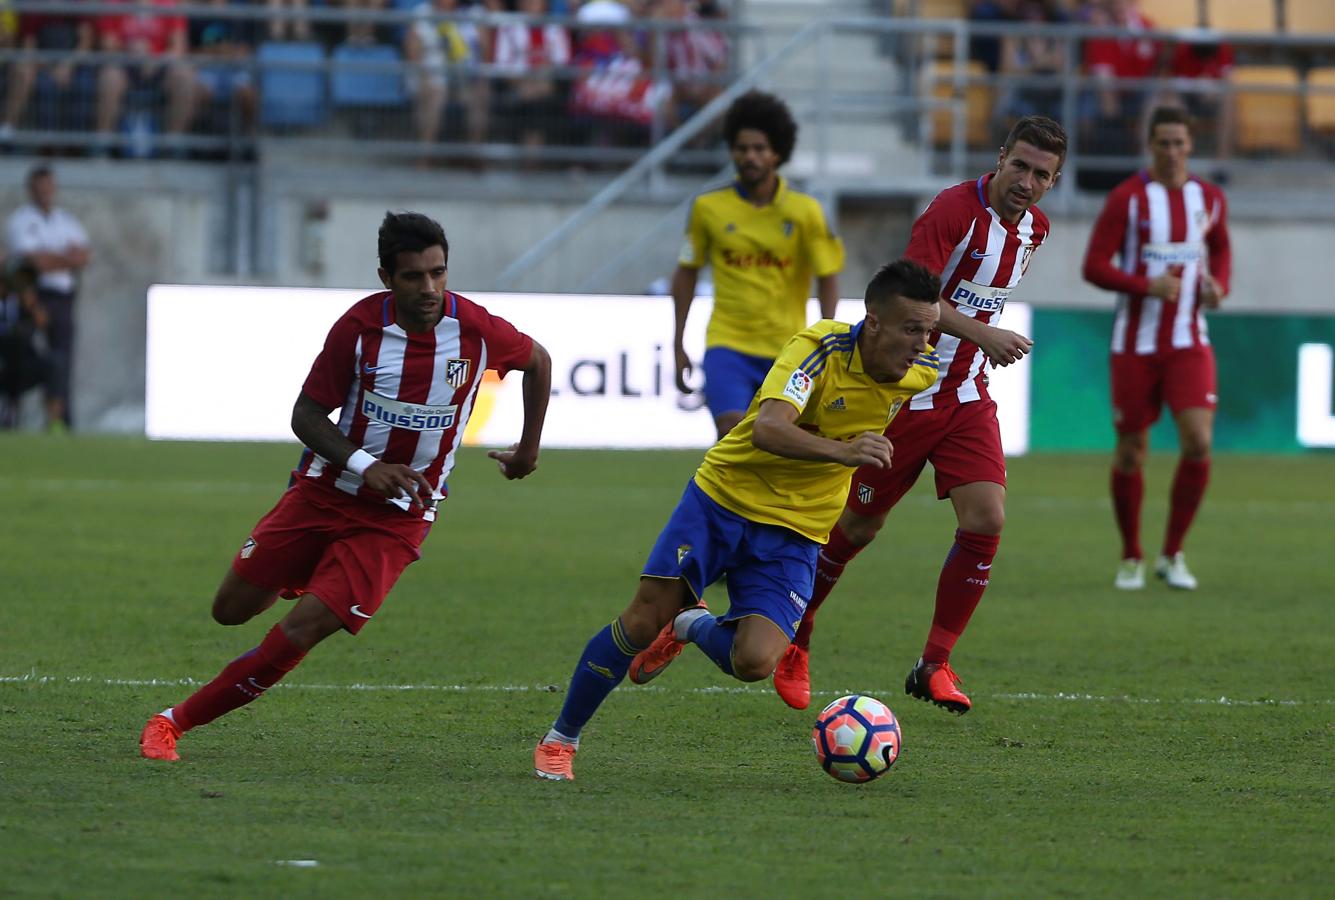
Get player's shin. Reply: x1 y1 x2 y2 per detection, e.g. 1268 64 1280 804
1111 468 1145 561
551 618 644 741
171 624 308 731
1163 458 1210 557
684 614 736 676
922 529 1000 665
793 525 864 650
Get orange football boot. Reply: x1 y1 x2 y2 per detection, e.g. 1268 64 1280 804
533 740 577 781
628 602 708 685
904 658 971 714
139 714 182 761
773 643 811 710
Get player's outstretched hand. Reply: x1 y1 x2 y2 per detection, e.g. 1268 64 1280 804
488 443 539 480
363 461 434 508
978 326 1033 367
843 432 893 469
674 346 694 394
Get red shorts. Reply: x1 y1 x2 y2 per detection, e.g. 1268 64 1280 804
1110 345 1217 434
847 400 1007 517
232 478 431 634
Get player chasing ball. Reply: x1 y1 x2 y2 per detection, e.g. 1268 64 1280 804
534 259 941 782
139 211 551 761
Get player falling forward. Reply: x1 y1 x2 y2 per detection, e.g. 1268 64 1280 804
1082 105 1231 591
773 116 1067 714
534 260 941 781
139 212 551 761
672 89 845 440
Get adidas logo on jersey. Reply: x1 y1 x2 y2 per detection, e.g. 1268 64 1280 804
825 396 847 411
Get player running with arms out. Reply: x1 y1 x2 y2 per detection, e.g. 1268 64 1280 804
139 212 552 761
1082 105 1231 592
773 115 1067 715
533 260 940 782
673 89 845 440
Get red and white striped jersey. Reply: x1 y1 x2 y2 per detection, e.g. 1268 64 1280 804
904 173 1050 410
296 290 533 521
1083 171 1231 356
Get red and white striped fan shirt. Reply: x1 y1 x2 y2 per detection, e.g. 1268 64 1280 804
296 291 533 521
1083 171 1231 356
904 174 1050 410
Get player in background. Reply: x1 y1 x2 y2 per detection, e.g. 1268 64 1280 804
138 212 552 761
1082 105 1231 591
672 89 845 440
534 260 941 781
773 116 1067 714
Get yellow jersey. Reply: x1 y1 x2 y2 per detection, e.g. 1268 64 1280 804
693 320 939 543
678 177 845 358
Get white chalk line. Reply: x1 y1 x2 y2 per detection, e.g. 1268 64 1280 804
0 671 1329 708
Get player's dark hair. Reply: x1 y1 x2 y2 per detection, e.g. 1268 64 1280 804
722 90 798 165
864 259 940 311
378 211 448 273
1003 115 1067 166
1147 105 1194 139
26 163 52 186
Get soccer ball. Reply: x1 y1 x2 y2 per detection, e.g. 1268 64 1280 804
811 694 902 783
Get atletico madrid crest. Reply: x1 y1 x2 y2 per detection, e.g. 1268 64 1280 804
445 358 471 388
857 483 874 506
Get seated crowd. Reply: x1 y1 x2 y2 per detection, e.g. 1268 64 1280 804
0 0 733 162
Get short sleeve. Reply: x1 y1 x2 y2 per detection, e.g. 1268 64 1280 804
905 196 966 277
301 312 361 410
475 306 534 377
64 212 89 248
677 197 709 269
804 202 845 278
756 329 825 413
4 213 29 255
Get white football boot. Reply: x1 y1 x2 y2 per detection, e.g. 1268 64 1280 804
1154 552 1198 590
1114 558 1145 590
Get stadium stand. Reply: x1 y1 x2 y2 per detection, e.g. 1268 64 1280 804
1286 0 1335 36
1231 64 1302 154
258 41 329 129
1203 0 1276 33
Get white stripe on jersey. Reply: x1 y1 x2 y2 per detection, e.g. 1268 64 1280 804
1135 184 1171 355
1111 194 1139 354
910 221 975 409
1173 181 1206 349
407 319 463 474
1004 212 1035 288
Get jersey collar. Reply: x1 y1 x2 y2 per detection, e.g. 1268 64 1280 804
848 319 866 374
731 174 786 207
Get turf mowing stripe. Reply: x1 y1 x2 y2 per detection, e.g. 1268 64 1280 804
1 672 1329 707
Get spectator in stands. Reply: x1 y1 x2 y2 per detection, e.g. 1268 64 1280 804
968 0 1020 73
327 0 392 46
651 0 729 129
4 164 90 431
94 0 196 156
0 6 95 143
1080 0 1158 154
996 0 1066 124
405 0 488 163
191 0 259 139
265 0 313 42
1161 38 1233 162
494 0 573 159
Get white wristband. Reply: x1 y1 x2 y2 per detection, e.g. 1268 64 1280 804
346 449 377 477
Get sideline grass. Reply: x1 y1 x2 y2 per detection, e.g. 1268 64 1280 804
1 436 1331 897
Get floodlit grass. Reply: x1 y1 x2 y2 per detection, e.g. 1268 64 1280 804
2 436 1331 897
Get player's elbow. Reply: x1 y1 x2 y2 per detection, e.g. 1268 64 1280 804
751 418 781 456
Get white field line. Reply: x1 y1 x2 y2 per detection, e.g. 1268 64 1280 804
0 671 1329 708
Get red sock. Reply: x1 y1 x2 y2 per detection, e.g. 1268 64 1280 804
173 624 307 731
793 525 865 650
1111 468 1144 561
1162 457 1210 557
922 529 1001 665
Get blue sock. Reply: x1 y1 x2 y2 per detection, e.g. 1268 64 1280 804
686 615 736 676
552 618 644 739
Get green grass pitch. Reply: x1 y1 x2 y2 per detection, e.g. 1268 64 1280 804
1 436 1331 897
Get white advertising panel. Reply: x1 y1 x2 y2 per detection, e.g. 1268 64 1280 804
146 285 1031 453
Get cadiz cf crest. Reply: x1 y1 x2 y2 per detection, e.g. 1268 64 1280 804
445 358 471 388
857 483 874 506
677 544 692 564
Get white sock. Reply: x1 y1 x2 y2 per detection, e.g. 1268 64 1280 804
544 728 578 748
159 708 178 726
673 607 710 642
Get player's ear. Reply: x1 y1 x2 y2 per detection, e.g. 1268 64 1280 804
377 267 392 290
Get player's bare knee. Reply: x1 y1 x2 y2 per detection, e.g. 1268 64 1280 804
840 510 884 547
211 592 256 626
731 651 776 683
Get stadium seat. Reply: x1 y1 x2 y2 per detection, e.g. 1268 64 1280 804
330 44 407 107
258 42 328 128
1304 67 1335 134
1286 0 1335 35
925 60 995 149
1145 0 1202 30
1204 0 1276 32
1231 65 1302 153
